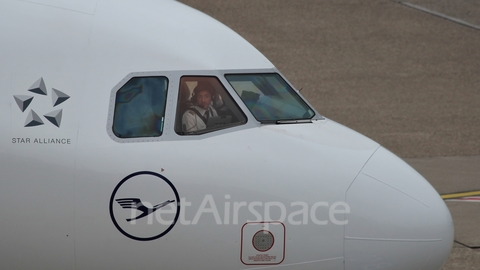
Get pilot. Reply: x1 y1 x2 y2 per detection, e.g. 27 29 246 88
182 83 218 132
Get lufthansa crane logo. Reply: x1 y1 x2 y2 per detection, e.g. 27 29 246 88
115 198 175 222
109 171 180 241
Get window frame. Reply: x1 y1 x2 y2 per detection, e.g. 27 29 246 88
225 73 317 123
107 72 171 143
107 69 322 143
174 75 248 136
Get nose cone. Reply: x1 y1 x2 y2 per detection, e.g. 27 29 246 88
345 147 454 270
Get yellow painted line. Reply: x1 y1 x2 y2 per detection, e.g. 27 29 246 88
441 190 480 200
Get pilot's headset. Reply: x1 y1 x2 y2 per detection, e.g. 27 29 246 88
191 82 216 105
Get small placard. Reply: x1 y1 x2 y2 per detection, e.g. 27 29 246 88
241 222 285 265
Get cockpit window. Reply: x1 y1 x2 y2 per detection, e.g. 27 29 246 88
225 73 315 123
175 76 247 135
113 77 168 138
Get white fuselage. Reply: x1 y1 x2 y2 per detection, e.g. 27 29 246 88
0 0 453 269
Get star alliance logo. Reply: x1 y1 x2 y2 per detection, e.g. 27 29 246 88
13 77 70 128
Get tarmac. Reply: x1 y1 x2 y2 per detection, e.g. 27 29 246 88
179 0 480 269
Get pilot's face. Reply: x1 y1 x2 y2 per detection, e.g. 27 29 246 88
195 90 212 110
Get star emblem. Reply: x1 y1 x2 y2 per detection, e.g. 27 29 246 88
13 78 70 128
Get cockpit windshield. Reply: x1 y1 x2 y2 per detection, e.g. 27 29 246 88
225 73 315 123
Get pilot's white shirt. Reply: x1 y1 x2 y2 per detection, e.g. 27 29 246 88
182 105 218 132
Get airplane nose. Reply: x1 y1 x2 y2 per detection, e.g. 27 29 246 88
345 147 454 270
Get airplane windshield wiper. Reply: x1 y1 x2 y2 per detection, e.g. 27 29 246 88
276 119 312 124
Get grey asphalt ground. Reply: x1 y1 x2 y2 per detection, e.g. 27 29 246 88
179 0 480 269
